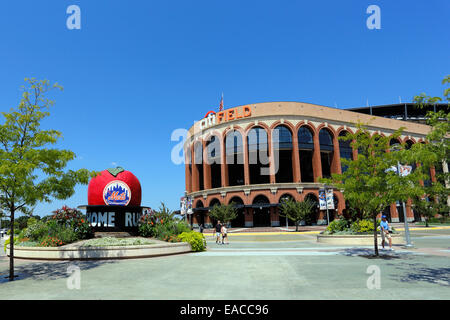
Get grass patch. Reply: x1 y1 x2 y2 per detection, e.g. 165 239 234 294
81 237 154 247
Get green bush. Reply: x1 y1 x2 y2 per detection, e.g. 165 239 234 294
51 206 92 240
326 219 350 234
24 220 49 241
46 219 78 244
138 209 191 241
4 236 18 252
177 231 206 252
350 219 378 233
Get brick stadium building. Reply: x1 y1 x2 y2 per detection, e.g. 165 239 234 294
184 101 444 228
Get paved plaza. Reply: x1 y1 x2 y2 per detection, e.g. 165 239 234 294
0 226 449 300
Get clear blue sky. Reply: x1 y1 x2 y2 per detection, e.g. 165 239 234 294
0 0 449 217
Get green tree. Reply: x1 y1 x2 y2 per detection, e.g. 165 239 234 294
0 78 95 281
321 123 424 256
279 197 314 231
412 75 450 220
209 203 238 224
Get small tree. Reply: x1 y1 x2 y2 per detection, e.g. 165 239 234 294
321 123 423 256
413 75 450 220
209 203 238 225
279 198 314 231
0 78 95 280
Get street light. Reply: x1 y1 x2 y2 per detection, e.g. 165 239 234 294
390 144 413 248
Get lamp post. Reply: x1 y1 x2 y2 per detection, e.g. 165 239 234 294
396 161 413 248
390 143 413 248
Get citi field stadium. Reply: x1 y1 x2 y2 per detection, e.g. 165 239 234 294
184 101 449 228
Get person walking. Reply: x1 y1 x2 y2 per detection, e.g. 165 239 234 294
380 215 393 251
215 220 222 244
221 224 229 245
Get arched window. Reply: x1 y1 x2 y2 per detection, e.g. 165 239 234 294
298 126 314 182
339 131 353 173
229 196 245 228
272 125 293 183
304 193 319 225
206 135 221 189
252 195 271 227
186 145 192 190
194 142 204 190
247 127 270 184
225 130 244 186
319 128 334 178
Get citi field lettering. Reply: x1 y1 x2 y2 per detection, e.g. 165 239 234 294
200 106 252 130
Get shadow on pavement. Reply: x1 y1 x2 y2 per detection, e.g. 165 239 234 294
0 260 116 283
391 263 450 287
338 248 407 260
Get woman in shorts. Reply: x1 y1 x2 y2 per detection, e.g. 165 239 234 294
221 224 229 245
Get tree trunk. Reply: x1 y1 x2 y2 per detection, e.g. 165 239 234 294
296 221 298 232
373 216 378 256
9 207 14 281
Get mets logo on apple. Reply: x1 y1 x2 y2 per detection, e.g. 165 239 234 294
103 180 131 206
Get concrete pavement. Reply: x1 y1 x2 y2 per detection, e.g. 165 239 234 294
0 227 449 299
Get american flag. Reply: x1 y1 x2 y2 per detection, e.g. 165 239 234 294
219 93 224 111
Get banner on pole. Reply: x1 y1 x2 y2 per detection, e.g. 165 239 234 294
319 189 327 210
326 189 334 210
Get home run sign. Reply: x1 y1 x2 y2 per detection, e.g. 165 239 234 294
81 167 150 233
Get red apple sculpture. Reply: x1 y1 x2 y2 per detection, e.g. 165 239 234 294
88 167 142 206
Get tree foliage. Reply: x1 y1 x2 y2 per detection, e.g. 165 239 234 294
0 78 96 280
321 124 425 256
412 75 450 222
279 197 315 231
209 202 238 224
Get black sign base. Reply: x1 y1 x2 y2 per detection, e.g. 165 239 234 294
84 205 145 233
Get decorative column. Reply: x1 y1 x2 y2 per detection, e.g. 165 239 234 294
313 131 322 182
292 131 301 182
221 137 229 187
203 141 212 190
268 130 276 184
191 144 199 192
390 203 399 222
185 146 192 193
245 208 254 227
270 206 280 227
332 134 341 175
243 132 250 185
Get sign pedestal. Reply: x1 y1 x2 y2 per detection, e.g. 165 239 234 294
78 205 151 235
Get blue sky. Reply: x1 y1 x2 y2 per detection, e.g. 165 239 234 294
0 0 449 217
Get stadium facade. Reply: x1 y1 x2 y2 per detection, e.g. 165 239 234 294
184 102 445 228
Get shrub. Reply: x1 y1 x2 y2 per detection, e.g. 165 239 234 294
40 235 65 247
24 221 49 241
326 219 350 234
138 208 191 241
350 219 378 233
177 231 206 252
4 237 18 252
51 206 92 240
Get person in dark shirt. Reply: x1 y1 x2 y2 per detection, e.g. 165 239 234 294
215 221 222 244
